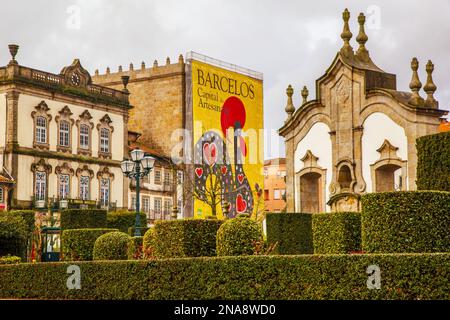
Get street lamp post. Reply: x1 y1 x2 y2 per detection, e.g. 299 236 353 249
121 149 155 237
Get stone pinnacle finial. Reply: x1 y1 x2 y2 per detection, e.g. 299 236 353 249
285 85 295 118
141 61 145 70
408 57 425 106
423 60 438 108
166 57 171 65
106 66 110 74
121 75 130 94
340 9 354 57
178 54 184 64
153 60 158 67
94 69 99 76
8 44 19 66
301 86 309 104
129 63 134 71
118 65 123 72
356 13 369 61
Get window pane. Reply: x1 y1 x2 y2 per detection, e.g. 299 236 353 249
100 128 109 153
59 174 70 199
36 117 47 144
80 176 89 200
35 172 46 200
80 125 89 149
100 178 110 206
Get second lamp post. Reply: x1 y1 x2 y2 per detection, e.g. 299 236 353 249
120 149 155 237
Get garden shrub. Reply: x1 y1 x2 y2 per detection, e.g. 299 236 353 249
128 226 150 237
106 210 146 233
0 214 27 258
266 213 313 254
416 131 450 191
60 209 107 230
312 212 361 254
127 236 144 260
0 255 21 265
216 216 263 256
361 191 450 253
0 253 448 299
7 210 35 234
61 228 117 261
93 231 131 261
151 219 223 258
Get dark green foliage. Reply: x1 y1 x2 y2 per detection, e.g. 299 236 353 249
7 210 35 234
0 214 27 258
142 227 155 251
61 228 118 261
0 255 21 265
312 212 361 254
216 217 263 256
93 231 131 261
106 210 146 233
416 131 450 191
127 226 149 236
266 213 313 254
151 219 223 258
60 209 107 230
361 191 450 253
127 236 144 260
0 253 448 299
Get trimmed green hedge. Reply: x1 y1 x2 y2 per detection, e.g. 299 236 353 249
216 216 263 256
361 191 450 253
0 253 448 299
128 236 144 260
0 255 21 265
416 131 450 191
128 226 150 237
7 210 35 234
93 232 131 261
107 210 146 233
60 209 107 230
312 212 361 254
61 228 118 261
0 214 27 258
151 219 223 258
266 213 313 254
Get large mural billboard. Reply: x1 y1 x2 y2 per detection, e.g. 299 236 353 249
190 58 264 219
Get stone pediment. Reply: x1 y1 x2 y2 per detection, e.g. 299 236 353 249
60 59 92 87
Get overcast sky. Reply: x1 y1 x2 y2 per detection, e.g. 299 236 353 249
2 0 449 159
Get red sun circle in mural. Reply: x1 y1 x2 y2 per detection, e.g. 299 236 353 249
221 96 247 156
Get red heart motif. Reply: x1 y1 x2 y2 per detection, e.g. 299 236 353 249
236 194 247 213
237 174 244 184
221 166 227 175
203 142 217 166
195 167 203 178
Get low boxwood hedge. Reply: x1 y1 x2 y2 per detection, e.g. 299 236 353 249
60 209 107 230
0 253 448 299
0 255 21 265
6 210 35 234
361 191 450 253
266 213 313 254
0 214 28 258
151 219 223 258
93 231 131 261
128 236 144 260
61 228 118 261
216 216 263 256
416 131 450 191
107 210 146 233
312 212 361 254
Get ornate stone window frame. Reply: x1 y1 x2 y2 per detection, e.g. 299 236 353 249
56 106 75 153
331 158 357 194
55 162 75 199
31 101 52 150
76 164 94 200
97 114 114 159
370 139 408 192
295 150 327 213
76 110 94 156
31 158 52 201
97 166 115 206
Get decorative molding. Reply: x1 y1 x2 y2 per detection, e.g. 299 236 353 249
76 164 94 178
31 101 52 150
76 110 94 156
97 166 115 180
31 158 52 174
55 162 75 176
55 105 75 153
97 114 114 159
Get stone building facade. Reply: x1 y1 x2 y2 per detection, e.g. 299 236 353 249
92 56 185 158
279 10 448 213
0 45 131 209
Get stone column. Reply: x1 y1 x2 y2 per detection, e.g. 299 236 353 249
284 136 295 212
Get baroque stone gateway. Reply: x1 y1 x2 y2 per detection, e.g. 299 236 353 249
279 9 448 213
